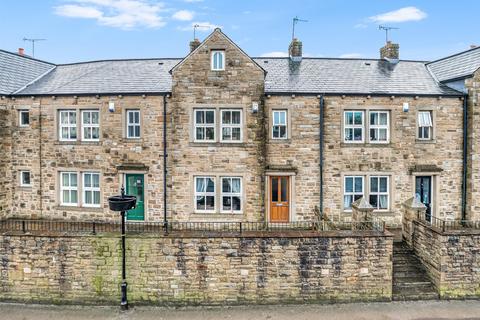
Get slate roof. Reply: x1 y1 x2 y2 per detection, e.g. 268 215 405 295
17 58 180 95
254 57 461 96
0 50 54 95
427 46 480 82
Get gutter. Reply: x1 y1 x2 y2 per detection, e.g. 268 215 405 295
462 95 468 220
264 92 464 98
163 95 168 233
319 95 325 219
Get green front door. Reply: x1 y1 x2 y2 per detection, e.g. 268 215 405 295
125 174 145 221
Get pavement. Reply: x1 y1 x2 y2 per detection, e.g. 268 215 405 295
1 300 480 320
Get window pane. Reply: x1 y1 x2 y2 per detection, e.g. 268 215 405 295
93 191 100 204
370 195 378 208
231 178 241 193
196 111 204 124
379 195 388 209
274 112 279 125
379 129 387 141
280 126 287 138
379 177 388 192
222 111 231 124
84 174 91 187
370 177 378 192
273 126 279 138
196 196 205 210
62 173 69 187
93 174 100 187
196 178 205 192
232 197 241 211
134 126 140 137
92 111 99 124
354 112 362 125
353 128 362 141
206 111 214 124
345 112 353 125
85 190 92 204
222 197 231 211
83 111 91 124
279 112 286 125
271 178 278 202
222 178 231 193
281 177 288 201
69 112 76 124
370 112 378 125
92 127 99 139
354 177 362 192
205 127 215 140
71 190 78 203
134 111 139 123
63 190 70 203
344 195 353 209
129 112 134 123
345 128 353 141
206 196 215 210
21 112 29 125
232 111 241 124
370 128 377 141
128 126 134 138
379 113 388 125
61 112 68 124
232 128 241 140
345 177 353 193
196 127 204 140
206 178 215 192
222 127 231 140
61 127 69 139
71 127 77 139
71 174 77 187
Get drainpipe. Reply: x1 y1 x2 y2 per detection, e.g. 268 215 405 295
163 95 168 233
39 98 43 217
462 94 468 221
319 95 324 219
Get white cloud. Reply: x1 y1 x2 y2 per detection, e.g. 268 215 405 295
369 6 427 23
178 21 221 32
260 51 288 57
339 53 363 59
54 0 167 29
172 10 194 21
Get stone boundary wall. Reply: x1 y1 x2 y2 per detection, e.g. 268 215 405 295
0 232 392 305
411 220 480 298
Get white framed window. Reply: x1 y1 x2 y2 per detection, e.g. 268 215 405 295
418 111 433 140
221 109 242 142
369 111 389 143
195 177 216 212
83 172 100 207
20 171 31 187
343 176 364 210
19 110 30 127
221 177 242 213
59 110 77 141
272 110 287 139
82 110 100 141
194 109 215 142
344 111 364 143
369 176 389 210
60 172 78 206
211 50 225 71
126 110 141 139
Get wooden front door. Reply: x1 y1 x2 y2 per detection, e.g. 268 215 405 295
270 176 289 222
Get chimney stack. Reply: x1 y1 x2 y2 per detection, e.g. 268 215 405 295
289 38 303 62
380 41 399 62
189 38 201 52
18 48 25 56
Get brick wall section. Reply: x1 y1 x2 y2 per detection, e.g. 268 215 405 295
0 106 12 216
411 220 480 298
0 232 393 305
466 69 480 220
170 29 266 222
7 95 167 222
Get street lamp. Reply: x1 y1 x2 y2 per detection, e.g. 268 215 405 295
108 186 136 310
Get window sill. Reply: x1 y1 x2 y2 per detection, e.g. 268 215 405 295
55 206 104 212
415 139 436 144
18 185 32 189
341 210 393 215
194 212 243 216
189 142 247 147
340 142 392 148
269 138 290 143
55 141 101 146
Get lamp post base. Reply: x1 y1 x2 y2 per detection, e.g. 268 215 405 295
120 281 128 310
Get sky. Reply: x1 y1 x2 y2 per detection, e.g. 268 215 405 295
0 0 478 64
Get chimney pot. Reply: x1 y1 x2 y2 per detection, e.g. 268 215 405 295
18 48 25 55
189 38 201 52
380 41 399 62
289 38 303 62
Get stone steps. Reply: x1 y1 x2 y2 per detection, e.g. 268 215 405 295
392 241 439 301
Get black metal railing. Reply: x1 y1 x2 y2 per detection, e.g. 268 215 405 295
0 218 386 235
416 211 480 232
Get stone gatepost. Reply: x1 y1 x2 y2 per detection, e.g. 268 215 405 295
352 197 374 230
402 197 426 246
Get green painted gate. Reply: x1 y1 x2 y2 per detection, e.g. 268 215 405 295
125 174 145 221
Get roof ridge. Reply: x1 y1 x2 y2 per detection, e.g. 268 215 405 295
57 57 182 66
253 56 429 63
0 49 55 65
427 46 480 65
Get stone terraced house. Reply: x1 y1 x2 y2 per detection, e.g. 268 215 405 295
1 28 480 228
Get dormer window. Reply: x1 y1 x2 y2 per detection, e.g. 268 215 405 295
211 50 225 71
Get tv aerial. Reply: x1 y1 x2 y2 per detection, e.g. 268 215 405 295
378 25 399 43
292 16 308 40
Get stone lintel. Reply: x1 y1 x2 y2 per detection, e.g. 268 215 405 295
409 164 443 174
116 163 149 172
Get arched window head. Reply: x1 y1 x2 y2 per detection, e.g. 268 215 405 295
211 50 225 71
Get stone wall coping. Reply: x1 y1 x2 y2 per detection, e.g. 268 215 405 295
352 197 374 212
0 230 393 239
403 197 427 210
